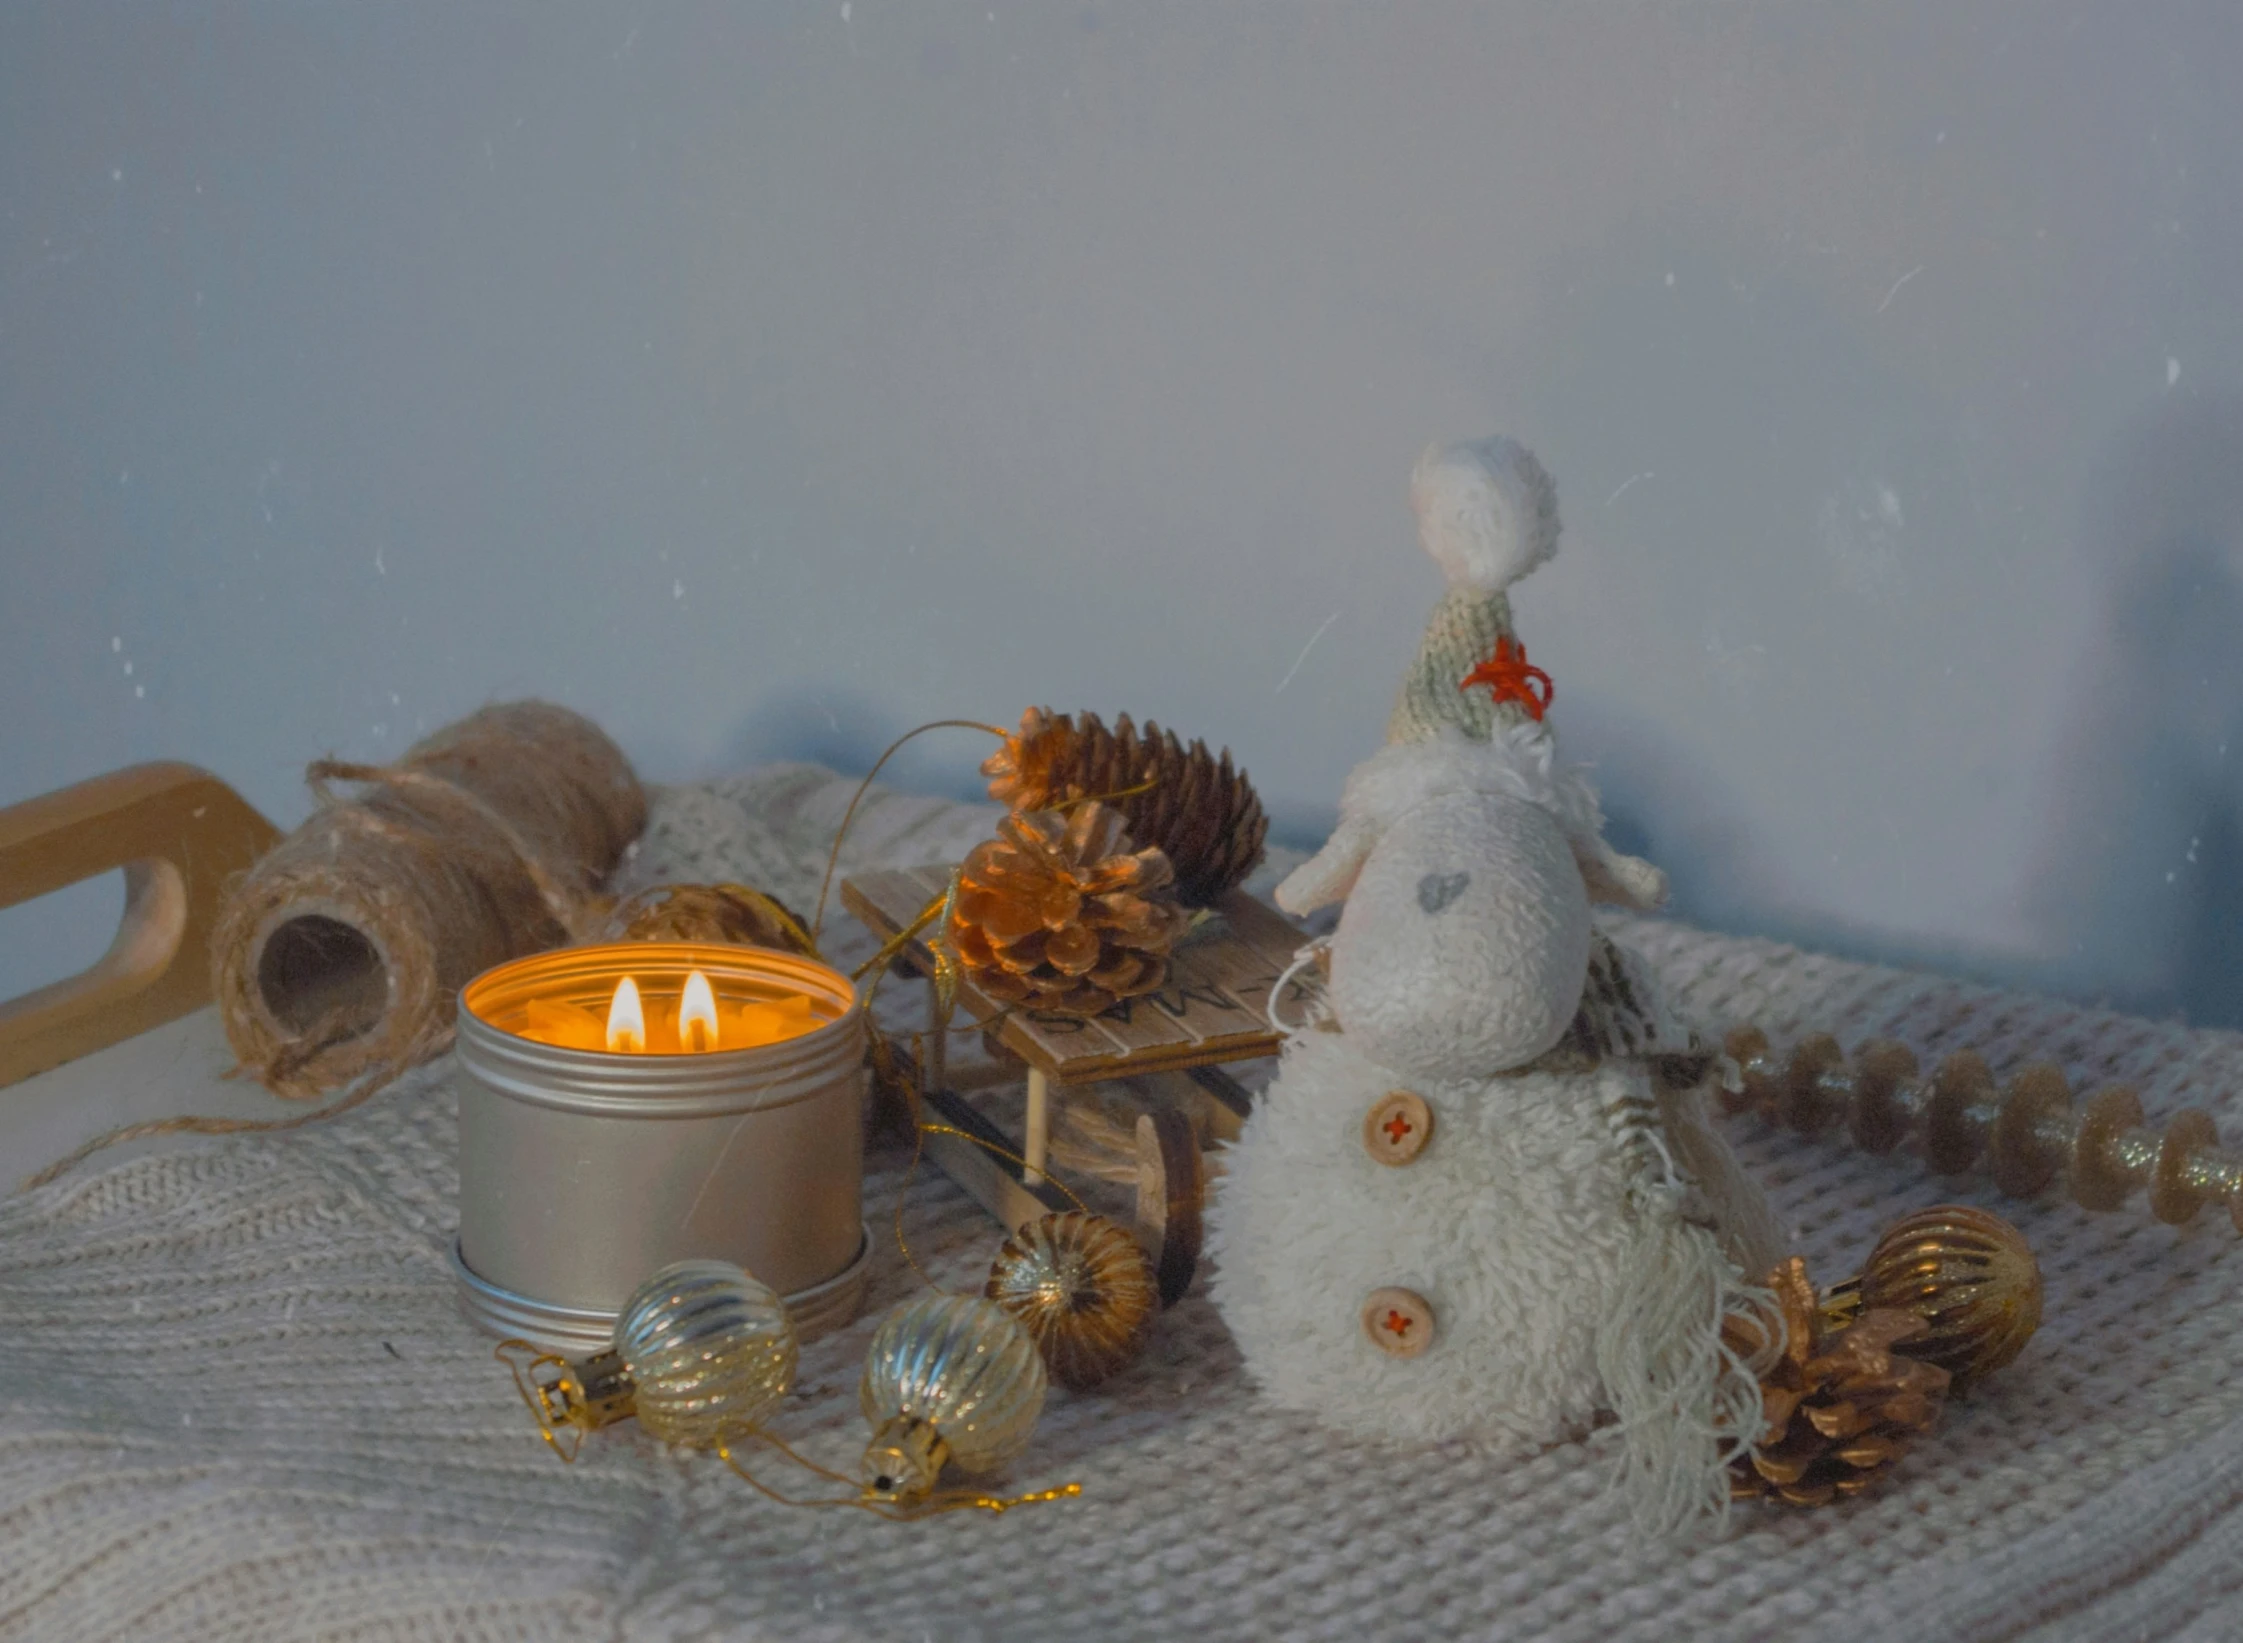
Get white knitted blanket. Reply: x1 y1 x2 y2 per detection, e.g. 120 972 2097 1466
6 767 2242 1643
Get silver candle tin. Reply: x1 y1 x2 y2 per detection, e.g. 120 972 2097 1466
452 940 869 1354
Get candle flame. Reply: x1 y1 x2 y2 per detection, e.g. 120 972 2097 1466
606 975 646 1054
678 969 719 1053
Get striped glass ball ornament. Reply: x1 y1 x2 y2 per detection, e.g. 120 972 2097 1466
859 1293 1047 1501
613 1259 798 1449
985 1211 1158 1391
1857 1205 2042 1391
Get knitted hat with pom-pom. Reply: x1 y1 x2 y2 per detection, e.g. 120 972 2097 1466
1384 437 1561 746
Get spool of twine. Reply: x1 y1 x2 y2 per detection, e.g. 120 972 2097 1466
210 701 646 1099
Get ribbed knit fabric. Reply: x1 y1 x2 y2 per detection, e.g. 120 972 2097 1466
5 765 2243 1642
1383 586 1524 744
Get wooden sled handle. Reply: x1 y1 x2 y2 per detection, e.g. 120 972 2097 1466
0 763 279 1090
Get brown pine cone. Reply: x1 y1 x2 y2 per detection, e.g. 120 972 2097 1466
950 803 1188 1017
599 882 816 955
1726 1256 1951 1508
981 708 1267 907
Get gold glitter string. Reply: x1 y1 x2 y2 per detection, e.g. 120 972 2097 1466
715 1423 1082 1520
889 1117 1092 1297
808 720 1008 944
494 1339 590 1464
849 887 950 984
1053 775 1159 813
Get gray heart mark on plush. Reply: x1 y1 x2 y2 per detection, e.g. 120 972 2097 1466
1417 871 1470 915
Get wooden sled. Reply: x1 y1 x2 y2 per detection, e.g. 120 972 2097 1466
842 867 1312 1304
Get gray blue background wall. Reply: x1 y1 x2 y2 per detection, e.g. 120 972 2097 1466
5 3 2241 1020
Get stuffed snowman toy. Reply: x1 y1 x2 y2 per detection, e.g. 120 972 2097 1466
1207 438 1786 1536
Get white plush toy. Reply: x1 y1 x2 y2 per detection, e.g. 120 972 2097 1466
1207 438 1786 1537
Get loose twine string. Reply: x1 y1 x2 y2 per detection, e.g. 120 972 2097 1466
18 1065 408 1193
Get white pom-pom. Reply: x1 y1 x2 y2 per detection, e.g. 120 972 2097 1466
1410 437 1561 593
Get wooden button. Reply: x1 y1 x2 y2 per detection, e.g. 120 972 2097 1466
1362 1089 1433 1165
1361 1287 1435 1359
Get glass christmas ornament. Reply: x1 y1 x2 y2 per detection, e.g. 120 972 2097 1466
859 1293 1048 1501
1834 1205 2042 1391
613 1259 799 1448
507 1258 798 1457
984 1211 1158 1391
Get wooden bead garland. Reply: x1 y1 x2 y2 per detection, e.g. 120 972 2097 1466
1724 1027 2243 1234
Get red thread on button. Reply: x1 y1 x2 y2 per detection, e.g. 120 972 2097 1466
1383 1113 1414 1144
1383 1310 1412 1337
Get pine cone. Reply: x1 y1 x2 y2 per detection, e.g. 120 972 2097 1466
599 882 815 955
950 803 1189 1017
1726 1257 1951 1508
982 709 1267 907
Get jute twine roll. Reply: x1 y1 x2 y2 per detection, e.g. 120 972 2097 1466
211 701 646 1099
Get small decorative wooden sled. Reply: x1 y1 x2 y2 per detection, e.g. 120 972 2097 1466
843 866 1312 1302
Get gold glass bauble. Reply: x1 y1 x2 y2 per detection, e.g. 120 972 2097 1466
614 1259 798 1448
1854 1205 2042 1391
985 1211 1159 1391
599 881 815 954
859 1293 1047 1501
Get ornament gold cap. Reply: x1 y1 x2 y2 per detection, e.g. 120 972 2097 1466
532 1347 636 1433
863 1414 950 1502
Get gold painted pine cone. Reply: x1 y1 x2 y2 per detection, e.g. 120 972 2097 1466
985 1211 1160 1390
950 803 1188 1018
1726 1257 1951 1509
1826 1205 2043 1392
982 708 1268 907
599 882 815 955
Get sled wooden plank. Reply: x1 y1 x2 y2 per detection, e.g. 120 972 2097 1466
841 868 1291 1085
1209 890 1311 970
917 1084 1071 1233
1057 989 1196 1059
1178 934 1294 1028
1148 944 1278 1043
